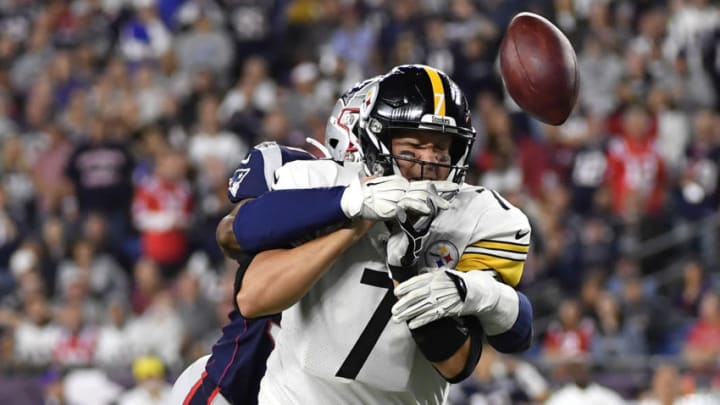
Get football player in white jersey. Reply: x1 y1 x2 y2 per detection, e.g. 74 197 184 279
171 75 452 404
234 65 534 404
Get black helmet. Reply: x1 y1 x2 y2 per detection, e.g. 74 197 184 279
356 64 476 184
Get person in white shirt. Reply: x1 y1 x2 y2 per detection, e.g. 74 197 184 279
546 357 625 405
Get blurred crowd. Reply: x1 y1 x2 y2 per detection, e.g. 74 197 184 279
0 0 719 404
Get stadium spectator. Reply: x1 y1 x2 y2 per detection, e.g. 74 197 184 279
55 237 127 320
174 268 218 359
543 298 594 361
635 363 684 405
591 291 647 360
52 301 97 368
219 56 277 136
11 291 58 367
132 148 192 278
448 343 549 405
683 291 720 372
671 258 712 318
186 93 247 172
545 357 625 405
0 135 36 228
94 296 134 371
119 0 172 64
117 355 172 405
175 9 234 86
31 123 72 218
63 118 135 252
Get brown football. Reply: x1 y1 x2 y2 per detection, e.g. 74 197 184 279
499 12 579 125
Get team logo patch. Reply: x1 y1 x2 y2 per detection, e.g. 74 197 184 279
425 240 459 268
359 82 379 119
228 168 250 198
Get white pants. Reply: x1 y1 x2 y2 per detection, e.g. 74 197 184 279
169 355 231 405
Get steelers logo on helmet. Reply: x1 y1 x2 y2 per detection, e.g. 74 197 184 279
360 82 380 120
354 64 477 184
424 240 459 268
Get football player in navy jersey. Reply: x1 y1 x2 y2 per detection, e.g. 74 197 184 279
168 142 318 405
169 141 376 404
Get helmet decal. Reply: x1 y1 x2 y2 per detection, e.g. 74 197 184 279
360 82 379 120
421 65 446 117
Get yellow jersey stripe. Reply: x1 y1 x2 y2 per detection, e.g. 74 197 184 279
422 66 446 116
471 240 530 253
456 253 524 287
464 247 527 261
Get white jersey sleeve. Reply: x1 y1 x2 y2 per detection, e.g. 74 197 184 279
453 186 531 287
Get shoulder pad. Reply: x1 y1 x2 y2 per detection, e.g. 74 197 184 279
227 143 315 202
274 160 358 189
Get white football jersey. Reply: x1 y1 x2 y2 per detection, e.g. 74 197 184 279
258 160 531 405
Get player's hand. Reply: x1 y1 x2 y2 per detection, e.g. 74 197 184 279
340 175 409 220
392 269 503 329
397 180 458 216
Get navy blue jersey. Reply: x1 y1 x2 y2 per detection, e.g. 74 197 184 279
203 142 315 404
205 301 279 404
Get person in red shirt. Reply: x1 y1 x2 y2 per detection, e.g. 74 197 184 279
132 149 193 278
606 105 667 220
52 302 97 367
683 292 720 373
543 298 594 360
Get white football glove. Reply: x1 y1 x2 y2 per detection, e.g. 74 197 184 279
340 175 409 220
392 269 518 331
397 180 458 216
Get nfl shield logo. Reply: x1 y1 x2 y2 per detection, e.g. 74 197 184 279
425 241 459 268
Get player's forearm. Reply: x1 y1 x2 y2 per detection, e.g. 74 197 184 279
483 290 533 353
232 187 349 254
409 316 484 383
237 221 372 318
433 337 471 379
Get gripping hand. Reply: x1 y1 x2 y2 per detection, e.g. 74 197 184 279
340 175 409 220
397 181 458 216
392 269 504 329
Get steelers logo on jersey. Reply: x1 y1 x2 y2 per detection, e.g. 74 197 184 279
425 240 459 268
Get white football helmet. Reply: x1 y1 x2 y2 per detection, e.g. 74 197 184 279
324 76 382 165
